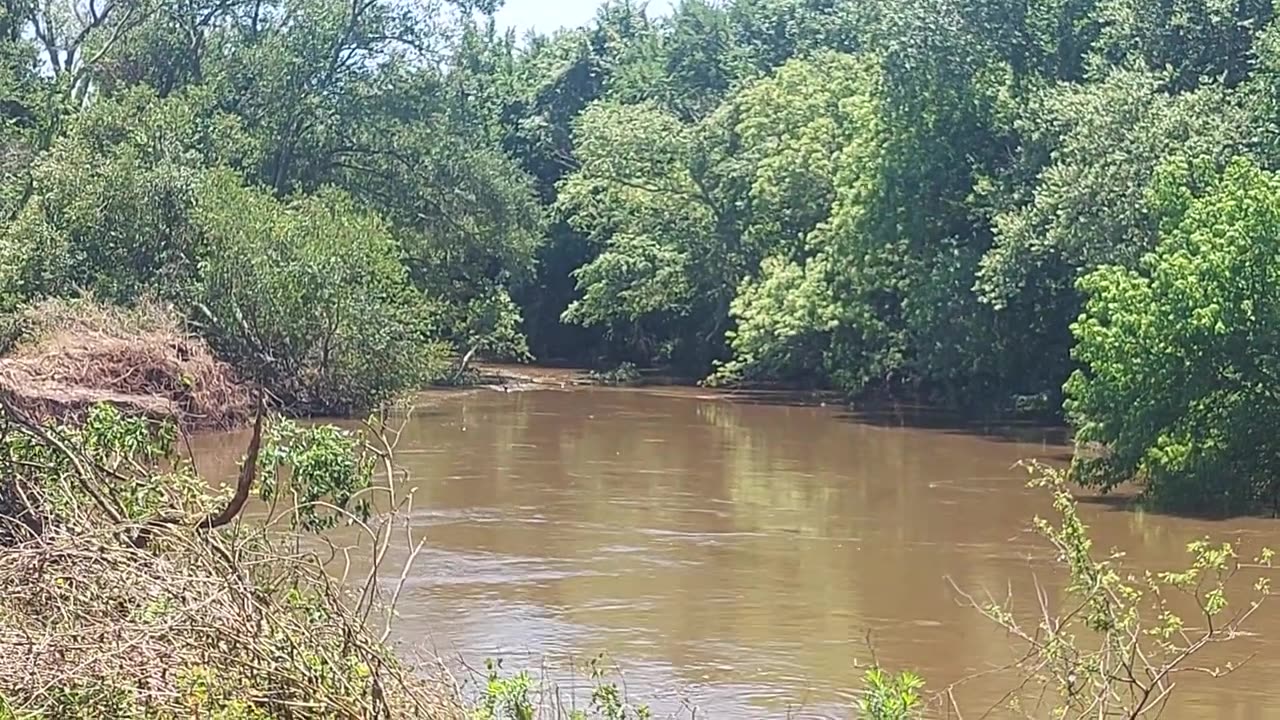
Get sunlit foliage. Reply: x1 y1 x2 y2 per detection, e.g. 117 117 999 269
1067 158 1280 512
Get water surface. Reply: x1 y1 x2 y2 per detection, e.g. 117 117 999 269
196 387 1280 718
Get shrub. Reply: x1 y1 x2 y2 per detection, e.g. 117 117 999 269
1066 157 1280 513
470 657 652 720
857 669 923 720
0 90 452 417
0 90 248 312
0 141 204 311
0 160 451 415
194 172 449 414
585 362 642 386
964 464 1271 717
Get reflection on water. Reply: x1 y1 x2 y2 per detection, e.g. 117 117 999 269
192 388 1280 718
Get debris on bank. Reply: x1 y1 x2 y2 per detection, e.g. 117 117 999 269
465 362 645 389
0 298 251 431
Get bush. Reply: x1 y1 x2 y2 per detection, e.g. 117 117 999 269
470 657 652 720
965 464 1271 718
0 140 204 312
0 91 451 417
585 362 642 386
1066 157 1280 513
0 90 248 312
0 158 452 415
857 669 923 720
194 172 449 415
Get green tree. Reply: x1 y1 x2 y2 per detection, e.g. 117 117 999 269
1066 157 1280 513
659 0 746 120
557 99 730 367
194 172 445 414
979 71 1253 307
715 51 881 386
974 71 1255 402
721 0 1010 401
0 88 247 309
727 0 861 72
498 2 668 362
1091 0 1272 90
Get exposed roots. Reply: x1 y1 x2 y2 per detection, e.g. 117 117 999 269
0 297 251 431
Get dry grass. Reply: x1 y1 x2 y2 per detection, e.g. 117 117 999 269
0 394 466 719
0 297 251 431
0 525 465 719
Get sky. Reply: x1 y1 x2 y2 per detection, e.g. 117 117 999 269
493 0 674 35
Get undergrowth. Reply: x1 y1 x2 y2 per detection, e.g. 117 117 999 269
472 657 656 720
0 397 462 718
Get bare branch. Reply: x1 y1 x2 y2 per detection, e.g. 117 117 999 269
198 391 264 530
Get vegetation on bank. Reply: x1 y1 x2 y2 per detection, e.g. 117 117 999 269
0 0 1268 505
0 297 250 431
0 395 463 717
1068 158 1280 513
0 0 1269 703
463 0 1280 512
0 391 706 718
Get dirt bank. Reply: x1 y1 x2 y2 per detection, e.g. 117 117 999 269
0 298 251 431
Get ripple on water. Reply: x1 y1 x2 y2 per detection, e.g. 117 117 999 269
400 599 595 662
403 547 609 587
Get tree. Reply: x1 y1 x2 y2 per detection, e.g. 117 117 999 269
194 172 446 414
0 88 244 309
720 0 1011 401
497 3 667 362
978 71 1254 308
727 0 861 72
659 0 745 120
1091 0 1272 90
556 99 731 367
1067 157 1280 513
973 71 1255 402
714 51 880 386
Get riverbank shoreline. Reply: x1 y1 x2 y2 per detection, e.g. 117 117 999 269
450 362 1068 440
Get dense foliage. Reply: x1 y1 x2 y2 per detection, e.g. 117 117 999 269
480 0 1280 511
478 0 1280 411
1067 159 1280 513
195 174 446 413
0 0 1279 504
0 0 539 413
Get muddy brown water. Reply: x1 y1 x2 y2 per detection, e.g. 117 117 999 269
191 386 1280 718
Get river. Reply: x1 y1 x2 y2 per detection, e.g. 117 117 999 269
193 385 1280 718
